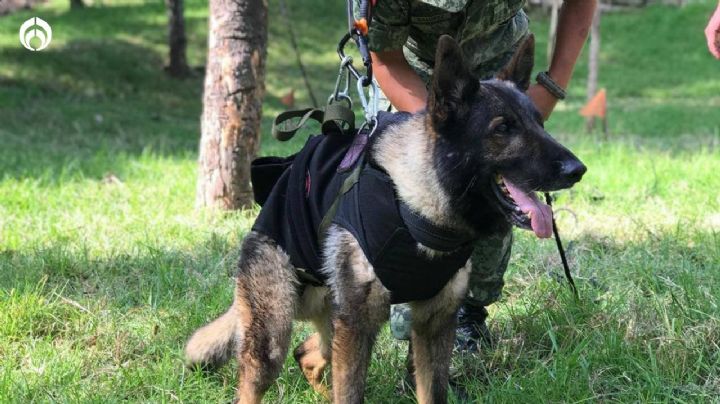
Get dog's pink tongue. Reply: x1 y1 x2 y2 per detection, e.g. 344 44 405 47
504 179 553 238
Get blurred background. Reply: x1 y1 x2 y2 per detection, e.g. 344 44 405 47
1 0 719 402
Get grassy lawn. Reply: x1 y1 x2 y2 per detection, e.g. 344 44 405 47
1 0 719 402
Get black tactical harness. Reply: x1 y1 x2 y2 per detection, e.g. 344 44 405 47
332 162 475 303
251 112 476 304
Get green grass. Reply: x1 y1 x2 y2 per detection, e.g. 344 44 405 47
1 0 719 401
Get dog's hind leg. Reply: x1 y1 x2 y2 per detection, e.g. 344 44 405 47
294 287 333 398
187 232 298 404
410 262 471 404
233 234 298 404
324 229 391 404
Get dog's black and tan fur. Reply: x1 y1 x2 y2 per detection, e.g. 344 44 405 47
185 35 585 404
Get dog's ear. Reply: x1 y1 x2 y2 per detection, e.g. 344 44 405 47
429 35 479 128
496 34 535 91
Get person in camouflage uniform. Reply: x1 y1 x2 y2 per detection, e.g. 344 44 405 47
360 0 598 349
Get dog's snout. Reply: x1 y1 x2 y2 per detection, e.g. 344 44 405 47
559 159 587 183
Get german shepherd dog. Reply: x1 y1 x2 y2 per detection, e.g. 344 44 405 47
185 35 586 403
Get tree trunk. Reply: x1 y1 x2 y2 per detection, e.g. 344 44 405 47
586 6 601 132
165 0 190 77
196 0 268 210
71 0 84 9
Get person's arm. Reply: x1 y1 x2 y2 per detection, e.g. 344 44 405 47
527 0 597 120
361 0 420 111
372 49 428 112
705 1 720 59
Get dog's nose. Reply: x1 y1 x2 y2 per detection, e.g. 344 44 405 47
559 160 587 183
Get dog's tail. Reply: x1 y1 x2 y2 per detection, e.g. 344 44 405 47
185 305 240 369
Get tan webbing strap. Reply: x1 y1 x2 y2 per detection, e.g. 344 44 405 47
272 108 324 141
322 103 356 135
271 104 355 141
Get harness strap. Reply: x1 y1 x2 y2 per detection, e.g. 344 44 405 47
317 159 364 241
317 158 478 255
324 103 356 134
271 103 356 141
398 202 475 252
272 108 323 141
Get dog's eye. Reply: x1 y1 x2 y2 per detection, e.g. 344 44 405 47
495 123 509 134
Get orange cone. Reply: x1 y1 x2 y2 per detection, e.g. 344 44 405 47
580 88 606 118
280 89 295 107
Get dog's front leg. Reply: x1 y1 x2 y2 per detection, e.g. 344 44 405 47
331 309 386 403
408 315 456 404
410 263 470 404
324 230 391 403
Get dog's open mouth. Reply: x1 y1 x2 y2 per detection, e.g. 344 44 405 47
492 174 553 238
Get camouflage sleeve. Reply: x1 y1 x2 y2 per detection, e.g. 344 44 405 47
358 0 410 52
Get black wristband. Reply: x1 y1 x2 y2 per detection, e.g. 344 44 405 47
536 71 567 100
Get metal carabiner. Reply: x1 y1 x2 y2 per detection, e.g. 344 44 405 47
328 56 354 108
369 79 380 118
357 114 379 139
356 77 380 123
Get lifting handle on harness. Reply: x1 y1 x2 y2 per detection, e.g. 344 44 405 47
270 1 379 144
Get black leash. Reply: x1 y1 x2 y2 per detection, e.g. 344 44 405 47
544 193 578 299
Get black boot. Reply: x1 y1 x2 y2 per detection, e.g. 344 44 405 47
455 305 492 352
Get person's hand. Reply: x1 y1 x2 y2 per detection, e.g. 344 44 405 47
527 83 558 121
706 4 720 59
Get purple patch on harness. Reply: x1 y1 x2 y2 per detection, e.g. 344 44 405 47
338 133 368 172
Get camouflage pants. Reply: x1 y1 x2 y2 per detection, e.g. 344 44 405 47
390 230 513 340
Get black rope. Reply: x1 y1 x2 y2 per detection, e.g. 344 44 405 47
544 193 578 299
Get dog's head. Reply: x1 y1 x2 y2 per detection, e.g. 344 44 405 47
428 35 586 238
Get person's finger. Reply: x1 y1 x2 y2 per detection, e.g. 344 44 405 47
706 7 720 59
